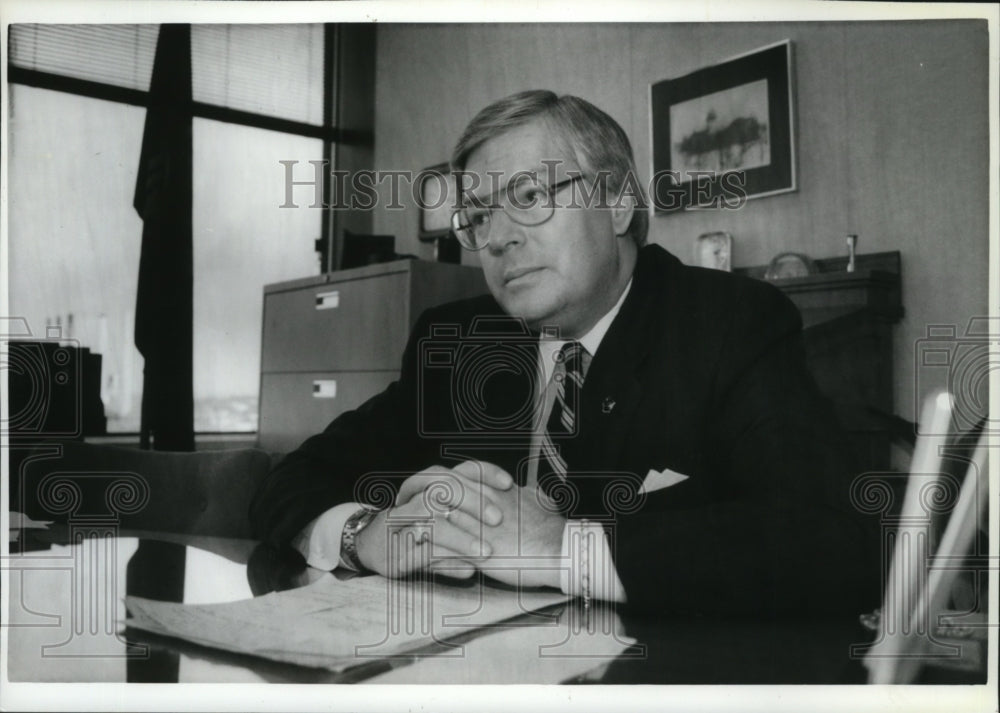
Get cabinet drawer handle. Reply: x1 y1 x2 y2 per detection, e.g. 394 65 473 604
315 290 340 310
312 380 337 398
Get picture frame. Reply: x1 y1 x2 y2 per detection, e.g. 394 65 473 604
416 162 464 263
650 40 795 212
694 231 733 271
416 162 454 241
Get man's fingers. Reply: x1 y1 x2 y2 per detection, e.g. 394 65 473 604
395 470 434 505
390 532 480 580
437 506 497 542
453 460 514 491
396 469 505 526
388 533 469 569
425 519 492 560
395 460 513 507
428 558 476 579
440 487 502 527
385 506 492 558
394 467 493 507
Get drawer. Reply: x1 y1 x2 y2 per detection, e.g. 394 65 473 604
262 272 410 372
258 371 399 453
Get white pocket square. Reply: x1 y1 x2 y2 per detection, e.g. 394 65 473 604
640 467 690 495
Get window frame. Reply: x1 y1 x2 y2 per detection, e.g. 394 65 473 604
7 23 360 437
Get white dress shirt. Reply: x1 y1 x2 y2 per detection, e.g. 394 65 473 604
294 280 633 604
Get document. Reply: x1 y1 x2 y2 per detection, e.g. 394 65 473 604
369 609 637 684
125 573 568 672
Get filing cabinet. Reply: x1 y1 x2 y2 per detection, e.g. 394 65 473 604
258 259 488 453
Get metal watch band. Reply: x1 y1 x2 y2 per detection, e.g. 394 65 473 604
341 506 378 572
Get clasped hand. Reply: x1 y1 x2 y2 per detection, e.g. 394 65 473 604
354 461 566 589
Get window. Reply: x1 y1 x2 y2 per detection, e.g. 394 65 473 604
8 24 159 91
191 24 324 125
7 85 147 432
7 23 335 434
192 119 321 431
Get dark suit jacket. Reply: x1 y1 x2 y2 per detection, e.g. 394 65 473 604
250 245 880 616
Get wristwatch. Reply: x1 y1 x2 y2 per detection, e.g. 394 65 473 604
341 506 379 571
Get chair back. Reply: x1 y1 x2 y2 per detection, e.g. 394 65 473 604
13 442 274 539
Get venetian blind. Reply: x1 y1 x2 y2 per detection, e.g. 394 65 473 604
8 24 159 92
191 24 324 125
8 23 325 125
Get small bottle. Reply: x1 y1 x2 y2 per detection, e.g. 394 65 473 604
846 234 858 273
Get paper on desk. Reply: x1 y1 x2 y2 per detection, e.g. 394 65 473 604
370 613 637 684
125 574 568 672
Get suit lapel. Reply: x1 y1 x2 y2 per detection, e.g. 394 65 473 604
443 312 540 485
565 247 673 502
446 246 679 494
485 338 539 483
578 352 644 473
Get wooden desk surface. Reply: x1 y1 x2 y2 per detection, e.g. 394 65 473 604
3 526 894 686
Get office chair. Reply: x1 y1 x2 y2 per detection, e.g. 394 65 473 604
13 441 274 539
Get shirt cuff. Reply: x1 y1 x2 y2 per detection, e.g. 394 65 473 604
558 520 627 603
291 502 364 571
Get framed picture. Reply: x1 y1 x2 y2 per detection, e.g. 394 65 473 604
415 163 463 263
694 231 733 271
651 40 795 212
416 162 454 241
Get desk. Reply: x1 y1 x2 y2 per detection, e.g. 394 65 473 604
7 526 879 685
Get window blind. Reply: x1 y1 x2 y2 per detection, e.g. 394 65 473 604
9 23 326 126
191 24 324 126
9 24 159 92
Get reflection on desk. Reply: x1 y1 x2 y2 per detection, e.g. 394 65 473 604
8 527 881 684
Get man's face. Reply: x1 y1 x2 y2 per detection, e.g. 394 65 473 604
463 119 635 339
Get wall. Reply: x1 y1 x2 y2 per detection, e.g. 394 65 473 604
371 21 990 432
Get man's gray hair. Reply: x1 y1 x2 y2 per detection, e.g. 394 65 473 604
450 90 648 247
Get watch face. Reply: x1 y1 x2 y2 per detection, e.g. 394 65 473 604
695 232 732 271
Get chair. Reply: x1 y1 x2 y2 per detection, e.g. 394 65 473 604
12 441 274 539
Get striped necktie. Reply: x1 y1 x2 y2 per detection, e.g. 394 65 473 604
540 341 587 484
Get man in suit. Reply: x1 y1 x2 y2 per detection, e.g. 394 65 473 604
250 90 877 616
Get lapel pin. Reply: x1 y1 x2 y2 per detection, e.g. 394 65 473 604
601 397 616 414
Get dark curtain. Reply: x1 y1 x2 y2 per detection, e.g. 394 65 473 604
133 24 194 451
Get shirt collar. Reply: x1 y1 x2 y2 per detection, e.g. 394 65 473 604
538 278 633 383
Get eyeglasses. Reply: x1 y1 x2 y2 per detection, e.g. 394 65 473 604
450 175 585 251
